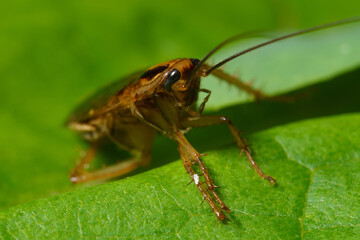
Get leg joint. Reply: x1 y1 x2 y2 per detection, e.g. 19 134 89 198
220 116 231 124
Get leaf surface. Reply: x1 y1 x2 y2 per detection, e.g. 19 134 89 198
1 1 360 239
1 114 360 239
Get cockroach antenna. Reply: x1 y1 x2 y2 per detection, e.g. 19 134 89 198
190 15 360 83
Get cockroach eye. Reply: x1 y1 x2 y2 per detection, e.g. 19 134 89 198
164 69 181 92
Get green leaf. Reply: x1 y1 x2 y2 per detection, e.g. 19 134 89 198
1 0 360 209
1 1 360 239
1 114 359 239
203 23 360 110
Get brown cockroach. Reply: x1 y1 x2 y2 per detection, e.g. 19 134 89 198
66 17 360 221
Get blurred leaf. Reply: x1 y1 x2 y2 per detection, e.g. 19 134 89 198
1 1 360 239
203 22 360 110
1 114 359 239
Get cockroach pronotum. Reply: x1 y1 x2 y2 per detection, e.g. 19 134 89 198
66 17 360 221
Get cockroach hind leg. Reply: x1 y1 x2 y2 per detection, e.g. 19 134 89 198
70 142 99 184
70 146 151 184
208 67 269 101
262 94 295 103
208 66 294 103
70 157 141 184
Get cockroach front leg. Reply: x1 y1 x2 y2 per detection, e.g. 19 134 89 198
181 115 276 184
184 89 211 117
198 89 211 114
175 131 230 221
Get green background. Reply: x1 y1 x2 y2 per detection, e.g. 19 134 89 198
0 0 360 239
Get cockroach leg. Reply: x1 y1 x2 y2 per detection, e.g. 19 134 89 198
183 106 200 117
130 103 164 133
70 148 151 184
71 142 99 177
176 131 229 211
175 131 230 220
186 179 194 185
206 65 292 102
198 89 211 114
206 66 268 101
181 115 276 185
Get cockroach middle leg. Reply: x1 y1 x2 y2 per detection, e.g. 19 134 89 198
175 131 230 221
181 115 276 184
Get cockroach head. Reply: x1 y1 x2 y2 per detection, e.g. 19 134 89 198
163 58 200 93
190 58 200 67
162 58 201 106
164 58 200 92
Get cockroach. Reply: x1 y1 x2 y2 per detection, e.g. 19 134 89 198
66 17 360 221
